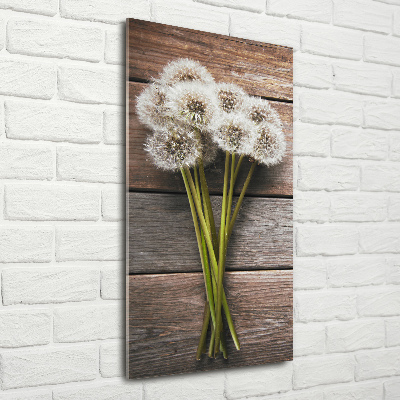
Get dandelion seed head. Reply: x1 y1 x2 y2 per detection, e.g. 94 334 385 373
167 81 219 128
242 96 282 128
216 82 247 114
145 124 202 171
159 58 214 86
250 122 286 167
136 83 170 130
212 113 256 154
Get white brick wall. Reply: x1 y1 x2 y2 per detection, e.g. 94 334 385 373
0 0 399 398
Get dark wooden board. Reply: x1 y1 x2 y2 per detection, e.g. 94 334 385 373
128 82 293 196
127 19 293 101
128 270 293 379
128 192 293 274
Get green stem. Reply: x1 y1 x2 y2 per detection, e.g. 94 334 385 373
197 302 210 360
183 166 240 351
225 152 236 240
233 154 245 183
214 151 230 356
228 162 257 239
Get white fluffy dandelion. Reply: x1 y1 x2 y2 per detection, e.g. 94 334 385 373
212 112 256 154
159 58 214 86
136 84 170 130
242 96 282 128
167 81 219 128
249 122 286 167
145 125 202 171
215 82 247 114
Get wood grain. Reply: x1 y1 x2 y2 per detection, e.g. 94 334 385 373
128 270 293 379
128 192 292 274
127 81 293 196
127 19 293 101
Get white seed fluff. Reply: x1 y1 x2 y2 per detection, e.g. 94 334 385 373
145 125 202 171
241 96 282 128
250 122 286 167
136 84 170 130
212 112 256 154
167 81 219 128
215 82 248 114
159 58 214 86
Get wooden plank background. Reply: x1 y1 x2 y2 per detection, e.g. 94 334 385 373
128 271 293 379
127 18 293 379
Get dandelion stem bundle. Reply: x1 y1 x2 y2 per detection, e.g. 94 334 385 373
137 58 286 359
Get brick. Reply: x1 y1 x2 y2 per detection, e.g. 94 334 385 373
294 55 332 89
57 146 123 183
54 304 122 342
2 268 98 305
331 127 388 160
297 159 360 191
104 107 124 144
395 10 400 37
297 225 359 256
386 318 400 347
294 323 325 356
327 257 386 287
57 226 122 261
330 193 387 222
356 349 400 380
302 24 363 60
225 362 292 399
295 290 356 322
294 354 354 389
105 26 124 65
327 320 384 353
392 70 400 98
0 346 97 389
357 286 400 317
102 186 123 221
334 0 391 33
5 184 99 221
358 287 400 317
300 90 362 126
0 145 53 180
0 18 4 50
197 0 265 13
230 12 301 50
58 65 122 105
293 122 330 157
0 58 55 99
53 383 142 400
0 390 52 400
152 0 229 35
390 133 400 161
0 310 51 347
360 224 400 253
385 379 400 400
0 0 57 16
293 257 326 289
0 226 53 263
362 164 400 192
294 191 330 223
365 34 400 67
101 266 123 299
100 342 123 377
365 100 400 131
146 370 225 400
375 0 400 4
387 257 400 284
269 0 331 23
262 392 323 400
0 99 4 137
7 19 103 62
61 0 151 24
6 100 102 143
334 63 391 97
324 382 383 400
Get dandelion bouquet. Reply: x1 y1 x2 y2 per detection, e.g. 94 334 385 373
136 58 286 359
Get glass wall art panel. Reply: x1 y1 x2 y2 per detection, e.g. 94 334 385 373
126 18 293 379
